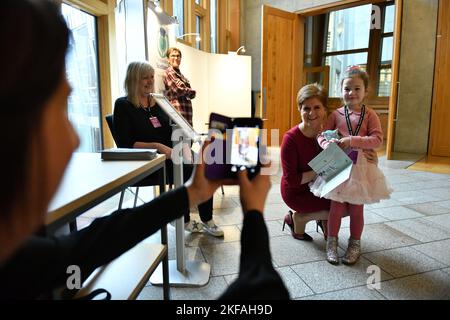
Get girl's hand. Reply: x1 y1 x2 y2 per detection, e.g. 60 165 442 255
338 137 351 150
329 138 340 144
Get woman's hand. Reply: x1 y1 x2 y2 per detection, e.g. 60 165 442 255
301 170 317 185
237 168 271 214
158 144 173 160
363 149 379 165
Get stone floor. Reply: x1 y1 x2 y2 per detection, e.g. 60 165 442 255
78 149 450 300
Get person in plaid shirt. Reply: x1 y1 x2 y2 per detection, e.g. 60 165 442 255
164 47 195 126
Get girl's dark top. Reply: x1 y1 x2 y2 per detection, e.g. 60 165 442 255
113 97 173 149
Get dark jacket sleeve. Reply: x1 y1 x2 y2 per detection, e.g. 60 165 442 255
0 187 189 299
219 211 290 300
113 98 135 148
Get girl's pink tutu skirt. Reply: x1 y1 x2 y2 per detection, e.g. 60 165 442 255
309 150 392 205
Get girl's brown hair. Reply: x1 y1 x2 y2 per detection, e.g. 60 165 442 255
341 65 369 89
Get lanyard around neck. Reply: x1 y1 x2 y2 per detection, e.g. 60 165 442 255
344 105 365 136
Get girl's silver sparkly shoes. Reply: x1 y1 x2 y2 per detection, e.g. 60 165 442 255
342 238 361 265
326 236 339 265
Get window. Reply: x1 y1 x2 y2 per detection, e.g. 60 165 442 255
323 4 372 97
62 3 102 152
210 0 218 53
196 15 202 50
173 0 184 38
115 0 146 97
169 0 235 54
193 0 208 51
378 4 394 97
326 5 371 52
320 2 395 99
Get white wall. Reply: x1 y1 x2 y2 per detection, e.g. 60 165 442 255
207 53 252 118
175 43 210 133
145 7 252 134
175 43 252 133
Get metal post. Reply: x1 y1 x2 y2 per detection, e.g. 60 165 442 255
151 124 210 287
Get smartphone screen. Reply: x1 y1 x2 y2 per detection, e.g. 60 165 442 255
230 127 260 167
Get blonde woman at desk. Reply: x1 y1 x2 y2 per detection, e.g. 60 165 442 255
0 0 288 300
113 61 224 237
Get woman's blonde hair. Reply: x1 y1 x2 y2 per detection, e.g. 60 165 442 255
124 61 154 107
296 83 328 110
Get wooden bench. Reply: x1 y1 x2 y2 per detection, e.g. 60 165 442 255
74 242 169 300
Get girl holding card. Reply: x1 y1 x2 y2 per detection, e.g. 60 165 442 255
312 66 392 265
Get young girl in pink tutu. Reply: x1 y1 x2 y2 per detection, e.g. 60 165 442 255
310 66 392 265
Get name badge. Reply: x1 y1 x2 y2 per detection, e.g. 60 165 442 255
150 116 162 128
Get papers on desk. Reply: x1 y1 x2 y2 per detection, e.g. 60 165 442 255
101 148 158 161
308 143 353 197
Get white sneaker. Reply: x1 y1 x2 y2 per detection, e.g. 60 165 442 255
184 220 203 233
202 220 224 237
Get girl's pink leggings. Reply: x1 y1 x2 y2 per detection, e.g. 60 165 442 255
327 201 364 240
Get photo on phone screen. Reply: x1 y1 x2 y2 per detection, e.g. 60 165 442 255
205 113 263 180
230 127 260 167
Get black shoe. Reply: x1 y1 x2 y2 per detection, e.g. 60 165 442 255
316 220 328 240
283 211 313 241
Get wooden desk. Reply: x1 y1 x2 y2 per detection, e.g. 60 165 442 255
47 153 166 233
47 152 169 299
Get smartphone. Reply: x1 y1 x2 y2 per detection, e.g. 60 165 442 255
205 113 263 180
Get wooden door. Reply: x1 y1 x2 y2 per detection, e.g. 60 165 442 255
262 5 303 146
429 0 450 157
386 0 403 159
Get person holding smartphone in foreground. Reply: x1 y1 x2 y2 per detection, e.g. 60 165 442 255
0 0 288 300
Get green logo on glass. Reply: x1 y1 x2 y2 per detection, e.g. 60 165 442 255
158 27 169 59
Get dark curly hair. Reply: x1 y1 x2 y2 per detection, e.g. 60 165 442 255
0 0 69 216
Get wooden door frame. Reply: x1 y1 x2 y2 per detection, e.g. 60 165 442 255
296 0 388 15
386 0 403 159
296 0 402 160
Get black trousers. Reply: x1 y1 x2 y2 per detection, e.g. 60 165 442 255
137 159 213 223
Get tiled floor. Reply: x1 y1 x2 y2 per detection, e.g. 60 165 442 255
79 150 450 300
